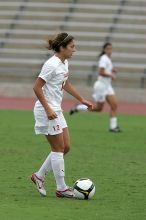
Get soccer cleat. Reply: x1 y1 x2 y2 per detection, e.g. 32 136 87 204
109 126 122 133
69 104 78 115
56 187 75 198
31 173 46 196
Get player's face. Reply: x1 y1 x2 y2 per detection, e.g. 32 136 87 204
104 45 112 57
62 40 76 59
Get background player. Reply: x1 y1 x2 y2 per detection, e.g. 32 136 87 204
31 32 92 198
70 42 121 132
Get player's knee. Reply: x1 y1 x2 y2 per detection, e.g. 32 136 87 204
51 144 65 153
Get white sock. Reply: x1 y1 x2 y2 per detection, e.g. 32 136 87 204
51 152 67 191
110 117 117 129
76 104 88 111
36 152 52 179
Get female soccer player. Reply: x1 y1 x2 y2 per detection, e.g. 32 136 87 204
31 32 92 198
70 42 121 132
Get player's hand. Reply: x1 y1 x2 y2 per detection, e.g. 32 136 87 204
111 74 116 80
81 99 93 111
46 108 57 120
112 68 118 74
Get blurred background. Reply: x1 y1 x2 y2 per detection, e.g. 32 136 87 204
0 0 146 103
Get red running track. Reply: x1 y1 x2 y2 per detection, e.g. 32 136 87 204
0 97 146 115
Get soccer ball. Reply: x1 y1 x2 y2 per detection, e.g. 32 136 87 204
73 178 95 200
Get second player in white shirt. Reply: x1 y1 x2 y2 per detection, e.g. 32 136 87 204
70 42 121 133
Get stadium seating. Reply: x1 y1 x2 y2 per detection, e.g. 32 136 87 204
0 0 146 88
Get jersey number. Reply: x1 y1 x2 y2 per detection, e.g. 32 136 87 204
53 125 60 131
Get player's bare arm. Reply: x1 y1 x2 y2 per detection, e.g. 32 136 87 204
33 77 57 119
98 67 116 80
63 79 93 109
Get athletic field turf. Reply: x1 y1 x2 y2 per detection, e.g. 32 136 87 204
0 110 145 220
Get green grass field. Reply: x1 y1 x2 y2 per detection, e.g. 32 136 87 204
0 110 146 220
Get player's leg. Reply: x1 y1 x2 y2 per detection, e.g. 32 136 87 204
46 133 66 191
62 127 70 155
69 102 104 114
93 102 104 112
106 94 121 132
31 138 53 196
34 127 70 175
31 136 61 197
69 103 87 114
35 136 53 178
49 114 74 197
31 107 52 196
46 133 74 198
32 110 73 197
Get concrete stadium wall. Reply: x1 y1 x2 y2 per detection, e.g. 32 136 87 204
0 82 145 103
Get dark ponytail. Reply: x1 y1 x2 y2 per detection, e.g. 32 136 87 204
98 42 112 58
48 39 53 50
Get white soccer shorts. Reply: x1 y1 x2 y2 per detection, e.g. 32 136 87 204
92 81 115 102
34 108 67 135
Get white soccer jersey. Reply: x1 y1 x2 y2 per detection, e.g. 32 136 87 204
35 55 69 111
97 54 113 85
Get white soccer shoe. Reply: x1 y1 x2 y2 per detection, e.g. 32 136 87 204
31 173 46 196
56 187 75 198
